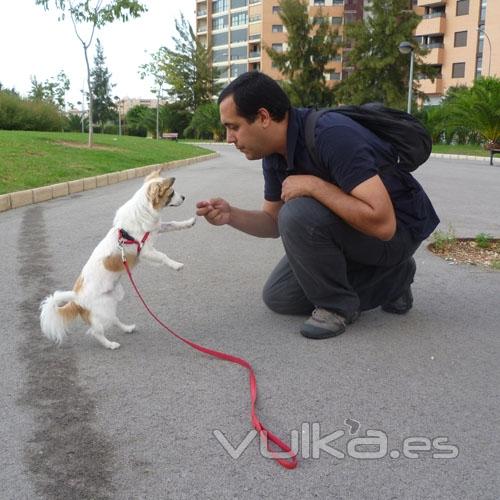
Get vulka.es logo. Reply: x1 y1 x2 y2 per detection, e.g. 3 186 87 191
213 420 459 462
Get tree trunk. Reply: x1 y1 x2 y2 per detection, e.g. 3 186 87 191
83 43 94 147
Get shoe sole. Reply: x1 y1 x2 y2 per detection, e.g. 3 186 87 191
300 324 346 340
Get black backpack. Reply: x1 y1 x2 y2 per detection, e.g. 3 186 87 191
304 103 432 173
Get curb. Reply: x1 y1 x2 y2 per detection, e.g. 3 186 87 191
430 152 496 164
0 152 219 214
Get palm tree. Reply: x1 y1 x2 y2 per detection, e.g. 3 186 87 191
446 77 500 148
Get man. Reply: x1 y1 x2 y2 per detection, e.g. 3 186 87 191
196 71 439 339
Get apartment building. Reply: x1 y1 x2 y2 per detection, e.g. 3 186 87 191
196 0 364 87
196 0 499 103
416 0 499 104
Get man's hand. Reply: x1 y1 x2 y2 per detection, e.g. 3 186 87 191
196 198 231 226
281 175 321 202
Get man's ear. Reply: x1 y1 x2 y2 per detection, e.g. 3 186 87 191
257 107 272 128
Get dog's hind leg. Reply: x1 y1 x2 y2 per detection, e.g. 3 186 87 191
114 317 136 334
87 320 120 350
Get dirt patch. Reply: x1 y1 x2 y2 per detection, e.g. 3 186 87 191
55 140 120 152
428 238 500 270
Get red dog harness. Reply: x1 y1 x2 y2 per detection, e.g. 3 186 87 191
118 229 150 256
118 232 298 469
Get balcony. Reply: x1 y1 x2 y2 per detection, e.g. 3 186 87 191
248 33 261 41
249 50 261 59
419 76 443 95
197 9 207 17
415 13 446 36
422 45 444 65
417 0 445 6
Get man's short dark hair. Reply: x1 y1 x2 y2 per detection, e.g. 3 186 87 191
218 71 290 123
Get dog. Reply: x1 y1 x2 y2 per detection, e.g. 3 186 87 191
40 170 195 350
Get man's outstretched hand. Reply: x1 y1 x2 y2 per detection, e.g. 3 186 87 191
196 198 231 226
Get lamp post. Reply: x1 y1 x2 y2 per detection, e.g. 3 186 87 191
155 85 163 141
399 41 414 114
476 26 492 77
114 96 122 136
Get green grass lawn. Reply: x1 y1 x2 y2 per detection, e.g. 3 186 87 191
0 130 213 195
431 143 489 157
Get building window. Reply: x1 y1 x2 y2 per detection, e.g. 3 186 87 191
212 48 228 63
452 62 465 78
332 0 343 4
212 32 228 47
231 0 247 8
230 63 247 77
272 43 283 52
230 45 247 60
272 6 281 14
231 28 248 43
328 71 341 81
454 31 467 47
212 15 228 30
331 16 342 24
272 24 283 32
456 0 469 16
217 66 229 79
231 11 248 26
213 0 228 14
313 16 328 24
314 0 325 4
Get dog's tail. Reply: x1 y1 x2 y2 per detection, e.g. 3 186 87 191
40 291 83 345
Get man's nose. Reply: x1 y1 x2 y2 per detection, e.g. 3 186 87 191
226 130 235 143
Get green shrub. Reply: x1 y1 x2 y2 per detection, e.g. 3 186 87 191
475 232 493 249
0 90 64 131
431 226 456 251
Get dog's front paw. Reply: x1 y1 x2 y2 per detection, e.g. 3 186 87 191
171 261 184 271
107 341 121 350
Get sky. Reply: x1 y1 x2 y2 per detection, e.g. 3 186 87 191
0 0 195 107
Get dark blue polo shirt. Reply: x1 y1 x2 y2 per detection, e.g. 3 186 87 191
262 107 439 241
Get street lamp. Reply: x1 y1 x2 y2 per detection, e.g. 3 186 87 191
399 41 414 114
114 96 122 136
476 26 492 77
155 85 163 141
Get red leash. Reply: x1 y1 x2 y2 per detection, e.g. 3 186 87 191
120 251 297 470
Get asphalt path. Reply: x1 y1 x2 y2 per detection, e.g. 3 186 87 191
1 145 499 499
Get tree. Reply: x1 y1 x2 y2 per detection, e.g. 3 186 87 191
29 70 70 110
35 0 147 146
444 77 500 147
125 105 154 137
184 102 224 141
140 13 221 110
162 102 193 139
335 0 436 109
90 39 117 130
265 0 341 107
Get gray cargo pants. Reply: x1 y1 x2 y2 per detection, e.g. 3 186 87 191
262 197 420 320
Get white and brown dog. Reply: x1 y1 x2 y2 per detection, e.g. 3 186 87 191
40 170 195 350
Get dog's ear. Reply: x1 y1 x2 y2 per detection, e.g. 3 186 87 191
165 177 175 189
144 169 162 183
147 179 174 209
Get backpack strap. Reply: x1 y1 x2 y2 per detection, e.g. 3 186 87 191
304 108 329 170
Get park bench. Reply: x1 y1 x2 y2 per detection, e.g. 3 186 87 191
489 148 500 166
161 132 178 141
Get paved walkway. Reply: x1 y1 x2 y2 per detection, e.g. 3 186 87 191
1 146 498 499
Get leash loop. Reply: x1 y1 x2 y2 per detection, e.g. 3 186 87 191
121 256 297 470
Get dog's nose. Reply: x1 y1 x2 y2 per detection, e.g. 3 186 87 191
181 195 185 201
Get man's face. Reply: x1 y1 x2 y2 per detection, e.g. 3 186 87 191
219 95 269 160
